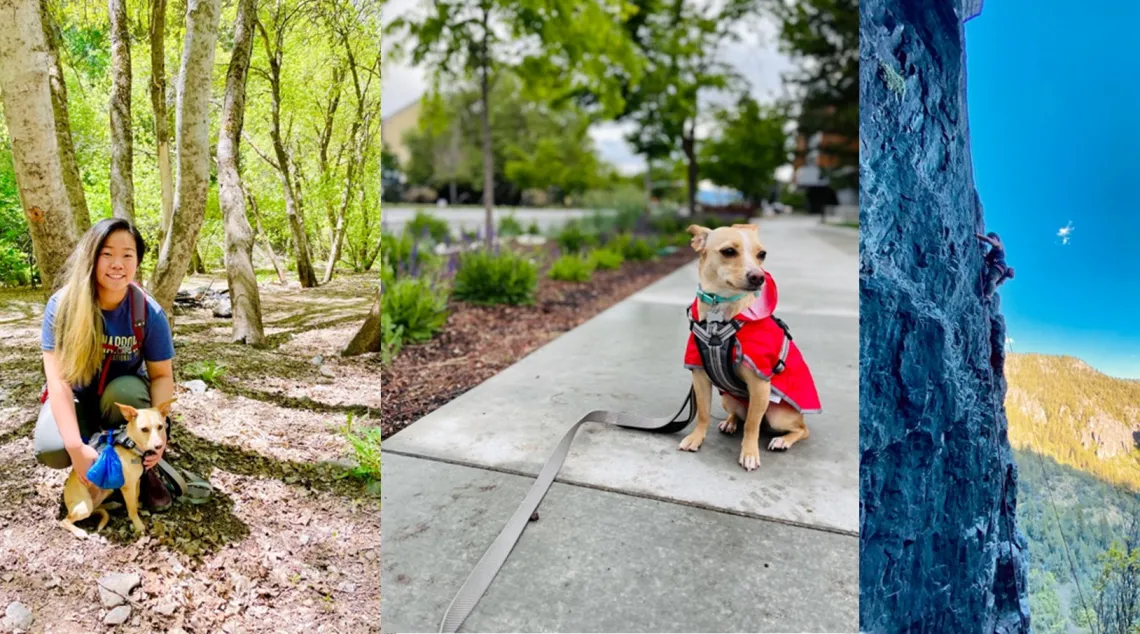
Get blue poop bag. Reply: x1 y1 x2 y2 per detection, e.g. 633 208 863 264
86 431 125 490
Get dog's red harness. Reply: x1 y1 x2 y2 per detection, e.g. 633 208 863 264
40 282 148 404
683 272 822 413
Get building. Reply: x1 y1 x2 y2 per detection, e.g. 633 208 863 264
380 98 422 170
792 127 858 215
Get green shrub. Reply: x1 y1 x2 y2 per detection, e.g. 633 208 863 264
452 249 538 305
588 248 624 271
650 213 687 235
405 211 451 243
526 221 541 235
613 203 645 232
184 360 228 386
556 221 597 253
0 245 30 286
380 311 404 365
548 254 595 282
339 414 381 486
498 214 524 237
382 229 440 277
670 231 694 249
610 234 657 261
381 276 449 343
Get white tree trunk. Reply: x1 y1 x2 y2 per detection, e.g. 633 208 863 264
40 1 89 235
149 0 220 316
150 0 173 247
108 0 134 222
0 0 78 291
218 0 264 345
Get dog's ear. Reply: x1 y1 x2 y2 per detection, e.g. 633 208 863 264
155 398 177 418
686 225 711 252
115 402 139 423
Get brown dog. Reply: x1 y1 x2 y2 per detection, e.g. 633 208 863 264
60 399 172 538
680 224 810 471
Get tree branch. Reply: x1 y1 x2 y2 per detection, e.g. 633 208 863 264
242 132 281 171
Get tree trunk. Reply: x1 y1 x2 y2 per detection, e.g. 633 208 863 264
0 0 78 291
246 187 287 284
644 157 652 211
479 5 493 246
190 246 204 274
108 0 135 222
150 0 173 247
218 0 263 345
682 125 698 215
40 1 89 235
149 0 221 317
257 18 317 288
342 288 380 357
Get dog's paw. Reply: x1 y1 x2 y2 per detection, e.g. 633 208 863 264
678 432 705 452
739 447 761 471
130 522 146 535
717 416 738 435
767 437 790 452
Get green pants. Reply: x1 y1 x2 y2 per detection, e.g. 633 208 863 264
33 375 151 469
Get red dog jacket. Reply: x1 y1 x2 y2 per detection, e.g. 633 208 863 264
683 271 822 414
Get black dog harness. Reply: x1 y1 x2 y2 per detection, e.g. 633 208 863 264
687 304 794 400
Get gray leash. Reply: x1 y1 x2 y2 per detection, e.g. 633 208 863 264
438 388 696 633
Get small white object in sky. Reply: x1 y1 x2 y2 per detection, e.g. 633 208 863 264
1005 336 1015 351
1056 221 1074 245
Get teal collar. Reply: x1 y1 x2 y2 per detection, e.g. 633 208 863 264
695 286 758 306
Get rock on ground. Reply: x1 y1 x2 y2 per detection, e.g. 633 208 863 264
859 1 1031 632
103 605 131 625
98 572 141 608
4 601 33 631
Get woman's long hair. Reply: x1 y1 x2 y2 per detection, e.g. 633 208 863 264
53 218 146 387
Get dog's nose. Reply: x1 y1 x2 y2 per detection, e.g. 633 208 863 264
746 271 765 287
153 443 164 452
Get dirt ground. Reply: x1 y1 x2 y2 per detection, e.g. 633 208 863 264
381 249 695 438
0 272 380 633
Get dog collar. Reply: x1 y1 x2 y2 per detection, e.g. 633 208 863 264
695 286 758 306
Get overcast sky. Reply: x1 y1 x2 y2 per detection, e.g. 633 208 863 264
382 0 796 177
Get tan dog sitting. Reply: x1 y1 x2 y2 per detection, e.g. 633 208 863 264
60 399 172 538
680 224 821 471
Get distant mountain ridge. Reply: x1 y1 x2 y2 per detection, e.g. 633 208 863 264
1004 352 1140 491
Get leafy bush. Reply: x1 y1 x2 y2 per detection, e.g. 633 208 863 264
670 231 695 249
555 221 597 253
526 220 541 235
588 248 624 271
381 276 449 343
405 211 451 243
650 213 687 235
184 360 228 386
339 414 381 485
610 234 656 261
498 214 524 237
452 249 538 305
0 245 31 286
548 254 595 282
613 204 645 232
382 229 440 278
380 311 404 365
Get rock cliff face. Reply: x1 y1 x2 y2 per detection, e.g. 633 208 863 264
859 2 1031 632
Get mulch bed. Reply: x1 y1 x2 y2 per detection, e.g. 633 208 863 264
380 249 695 437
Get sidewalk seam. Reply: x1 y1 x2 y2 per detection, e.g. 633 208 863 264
383 448 859 539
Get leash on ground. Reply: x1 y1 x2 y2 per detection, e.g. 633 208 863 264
438 387 696 633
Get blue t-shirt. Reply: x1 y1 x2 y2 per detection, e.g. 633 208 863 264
42 286 175 395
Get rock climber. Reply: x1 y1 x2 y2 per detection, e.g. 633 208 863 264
975 231 1015 299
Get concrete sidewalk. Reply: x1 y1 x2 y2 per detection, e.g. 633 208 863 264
382 217 859 633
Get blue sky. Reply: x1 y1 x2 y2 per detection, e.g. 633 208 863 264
965 0 1140 380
